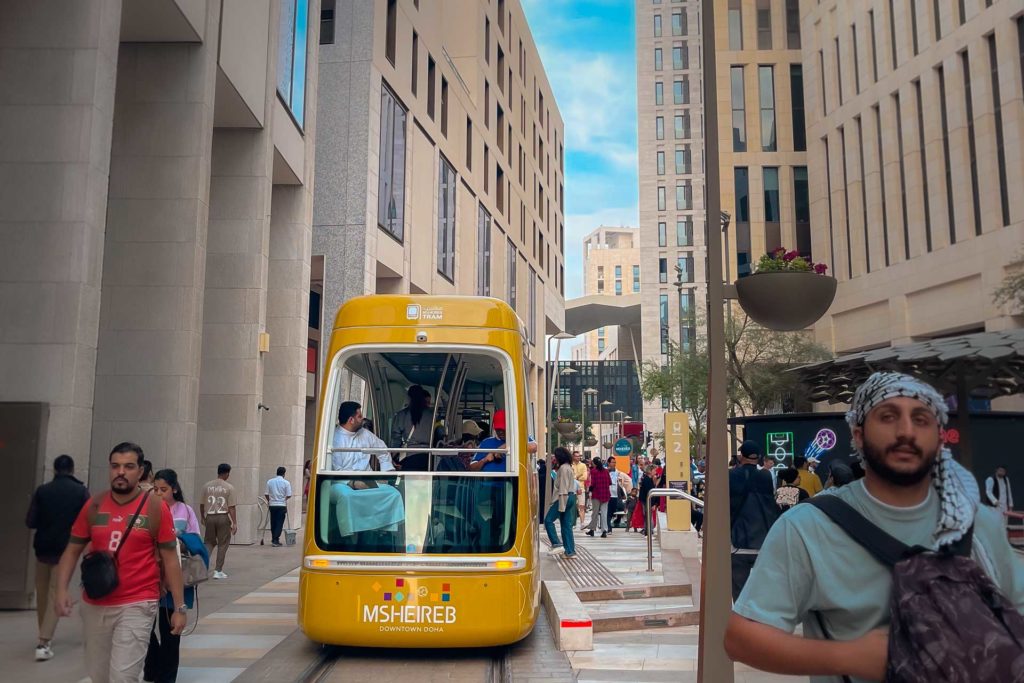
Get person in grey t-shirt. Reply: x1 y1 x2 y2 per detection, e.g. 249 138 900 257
724 372 1024 683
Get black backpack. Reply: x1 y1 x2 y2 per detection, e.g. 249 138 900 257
730 467 780 550
808 495 1024 683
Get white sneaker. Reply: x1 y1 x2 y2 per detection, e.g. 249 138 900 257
547 545 565 556
213 570 228 579
35 644 53 661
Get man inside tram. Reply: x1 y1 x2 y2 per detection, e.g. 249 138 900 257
331 401 395 479
389 384 436 471
469 409 509 472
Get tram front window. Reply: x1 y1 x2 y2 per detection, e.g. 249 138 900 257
315 474 517 554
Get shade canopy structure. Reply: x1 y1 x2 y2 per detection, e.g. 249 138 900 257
563 293 642 336
794 328 1024 469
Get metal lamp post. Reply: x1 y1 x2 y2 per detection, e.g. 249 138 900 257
581 387 598 454
554 366 578 447
599 400 613 451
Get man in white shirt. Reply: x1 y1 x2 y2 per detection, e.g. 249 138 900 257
264 467 292 547
331 401 395 473
985 465 1014 514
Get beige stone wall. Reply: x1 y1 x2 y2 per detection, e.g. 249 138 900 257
581 226 640 360
804 1 1023 354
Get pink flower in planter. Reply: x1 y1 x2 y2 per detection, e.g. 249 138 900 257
813 263 828 275
783 250 799 262
772 247 786 256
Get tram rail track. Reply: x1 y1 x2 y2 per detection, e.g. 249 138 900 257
295 644 511 683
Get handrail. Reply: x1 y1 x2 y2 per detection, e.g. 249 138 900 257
646 488 704 572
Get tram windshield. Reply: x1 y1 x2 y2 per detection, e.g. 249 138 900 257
315 348 520 554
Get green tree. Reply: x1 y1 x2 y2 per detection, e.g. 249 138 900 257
639 309 832 445
993 252 1024 312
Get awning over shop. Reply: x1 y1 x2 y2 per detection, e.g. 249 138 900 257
793 328 1024 468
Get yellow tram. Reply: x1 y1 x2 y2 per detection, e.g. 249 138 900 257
298 295 540 647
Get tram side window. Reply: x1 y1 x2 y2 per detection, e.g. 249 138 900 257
315 349 518 554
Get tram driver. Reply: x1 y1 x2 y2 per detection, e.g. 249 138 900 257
331 401 395 480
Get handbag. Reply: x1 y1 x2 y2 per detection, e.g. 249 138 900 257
179 542 209 587
80 491 151 600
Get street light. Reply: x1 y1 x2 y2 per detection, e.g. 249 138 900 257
581 387 598 455
612 408 624 440
599 399 613 450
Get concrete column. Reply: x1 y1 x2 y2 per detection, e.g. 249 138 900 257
0 0 122 485
261 186 313 532
197 127 274 543
91 1 221 486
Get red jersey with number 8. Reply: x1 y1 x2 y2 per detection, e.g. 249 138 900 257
70 491 177 606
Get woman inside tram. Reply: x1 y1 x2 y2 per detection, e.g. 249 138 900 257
389 384 435 471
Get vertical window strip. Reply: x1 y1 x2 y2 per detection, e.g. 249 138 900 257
987 35 1010 227
913 81 932 251
932 0 941 42
759 65 776 152
839 128 853 277
819 50 827 115
888 0 899 71
910 0 920 56
856 117 871 273
874 106 891 266
835 38 844 106
790 65 806 151
870 10 880 83
961 50 982 236
823 138 838 276
853 25 861 94
936 66 956 245
957 0 965 26
894 93 911 260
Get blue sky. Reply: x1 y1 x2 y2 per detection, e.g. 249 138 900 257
522 0 638 301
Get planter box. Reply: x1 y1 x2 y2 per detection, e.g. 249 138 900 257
734 272 837 331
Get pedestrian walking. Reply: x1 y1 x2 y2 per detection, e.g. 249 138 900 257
54 442 186 683
728 440 779 600
605 456 625 532
794 455 823 497
544 447 578 558
726 372 1024 682
571 451 588 530
632 464 659 535
200 463 237 579
985 465 1014 514
24 454 91 662
773 468 808 513
139 459 155 491
586 458 612 537
265 467 293 547
145 469 207 683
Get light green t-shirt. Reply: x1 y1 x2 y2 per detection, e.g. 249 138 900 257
733 479 1024 683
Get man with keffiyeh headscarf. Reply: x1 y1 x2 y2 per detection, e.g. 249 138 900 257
724 371 1024 683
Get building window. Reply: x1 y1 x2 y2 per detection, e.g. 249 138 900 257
731 66 746 152
615 279 622 295
654 14 662 37
477 205 492 296
910 0 920 56
675 182 691 210
818 49 827 115
615 265 622 279
735 167 751 276
933 0 942 41
913 81 932 252
838 128 853 277
437 156 457 281
278 0 309 127
674 113 689 139
466 118 472 170
320 0 335 45
598 338 606 353
655 81 664 105
763 167 781 254
961 51 981 236
874 106 891 266
785 0 800 49
1018 18 1024 87
672 45 686 70
852 25 861 93
660 294 670 354
427 56 436 119
496 165 505 214
659 258 668 284
756 0 772 49
410 32 419 95
528 268 537 344
597 265 605 293
675 146 690 174
759 66 776 152
658 222 667 247
656 116 665 140
937 66 955 245
855 118 871 271
385 0 396 65
484 81 490 128
676 256 694 284
835 38 844 106
654 48 663 71
790 65 806 152
672 11 684 36
633 265 641 292
497 47 505 93
657 150 666 175
870 10 879 83
441 77 449 136
988 35 1010 227
893 94 911 261
657 186 667 211
794 166 811 259
888 0 898 70
823 137 838 274
377 84 406 242
507 238 517 309
676 219 693 247
673 79 688 104
728 0 743 50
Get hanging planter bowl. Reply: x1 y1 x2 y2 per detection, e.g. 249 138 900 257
553 421 579 435
734 272 838 331
584 437 598 447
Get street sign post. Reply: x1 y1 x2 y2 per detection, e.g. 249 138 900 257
664 412 691 531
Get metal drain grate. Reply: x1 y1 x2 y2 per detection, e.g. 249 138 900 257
551 542 622 589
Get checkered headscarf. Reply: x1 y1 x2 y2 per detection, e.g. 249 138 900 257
845 372 979 548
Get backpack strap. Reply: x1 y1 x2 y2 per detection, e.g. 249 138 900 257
806 495 914 567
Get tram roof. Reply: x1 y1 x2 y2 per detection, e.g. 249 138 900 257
333 295 524 332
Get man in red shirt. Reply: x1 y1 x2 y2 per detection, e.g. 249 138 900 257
54 442 185 683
